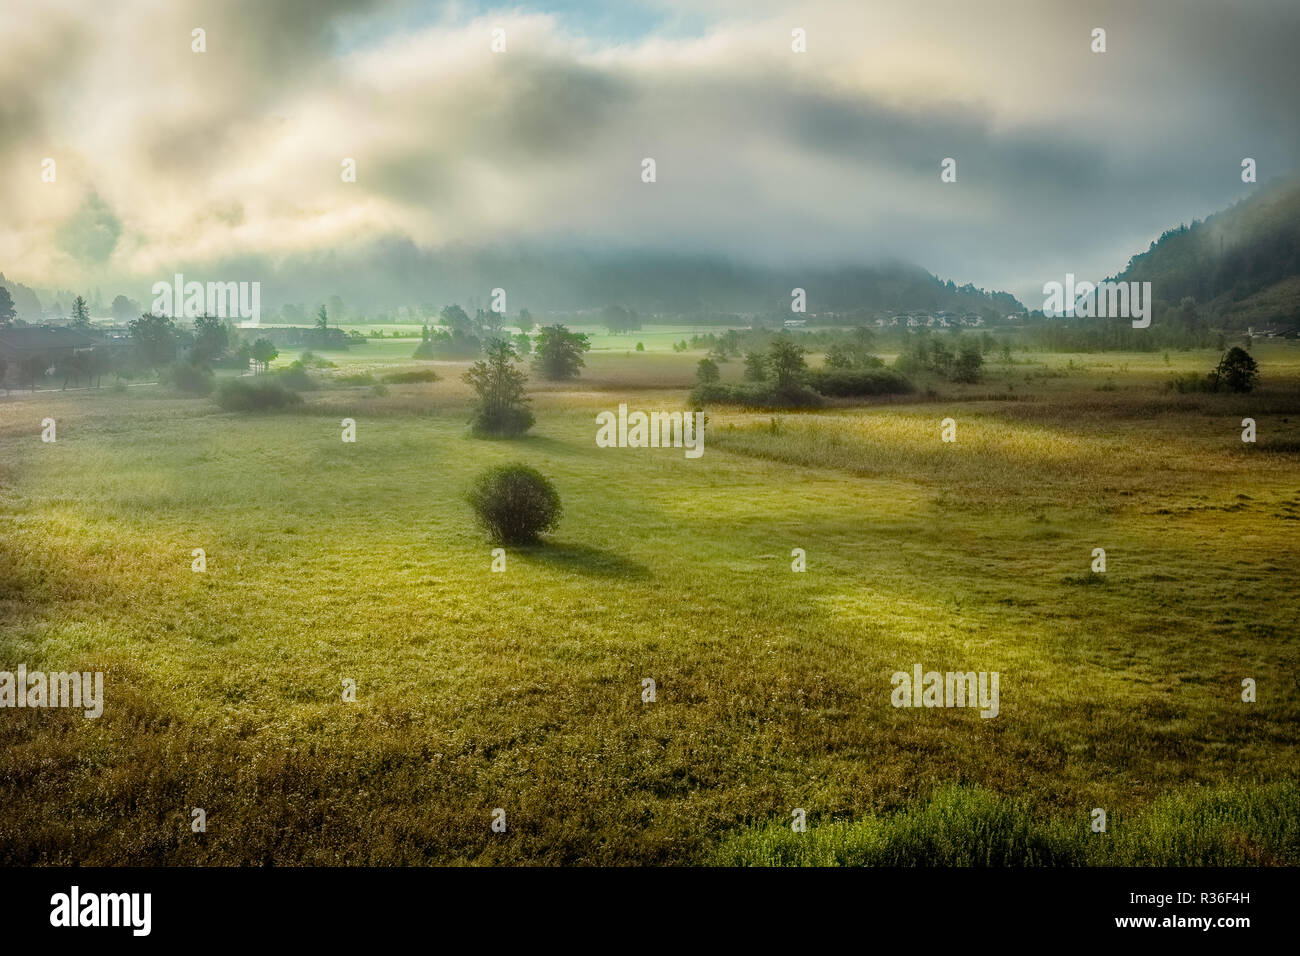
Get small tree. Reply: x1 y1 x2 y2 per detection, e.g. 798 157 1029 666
70 295 91 329
251 337 279 372
467 464 562 544
316 305 328 333
191 315 229 367
696 357 720 384
111 295 138 324
464 339 534 436
1212 346 1259 393
928 339 955 378
441 304 472 333
0 286 15 327
532 324 590 381
743 350 768 382
128 313 177 367
824 343 856 369
951 342 984 383
767 338 807 391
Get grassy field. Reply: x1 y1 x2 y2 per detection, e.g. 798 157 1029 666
1 343 1297 865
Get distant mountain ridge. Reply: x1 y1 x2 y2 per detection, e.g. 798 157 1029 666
223 242 1027 319
5 245 1025 323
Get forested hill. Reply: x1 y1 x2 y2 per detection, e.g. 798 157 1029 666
231 246 1027 319
1113 178 1300 326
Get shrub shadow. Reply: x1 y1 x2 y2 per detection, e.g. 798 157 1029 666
513 541 651 579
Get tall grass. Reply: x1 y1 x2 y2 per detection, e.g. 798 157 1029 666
713 782 1300 866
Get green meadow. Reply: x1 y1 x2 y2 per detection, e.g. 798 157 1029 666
1 341 1298 865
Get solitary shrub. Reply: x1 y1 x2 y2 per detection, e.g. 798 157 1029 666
466 464 562 544
164 362 214 395
273 364 317 391
215 378 303 412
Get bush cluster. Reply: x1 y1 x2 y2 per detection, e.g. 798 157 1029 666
215 378 303 411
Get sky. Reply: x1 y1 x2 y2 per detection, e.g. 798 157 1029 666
1 0 1297 308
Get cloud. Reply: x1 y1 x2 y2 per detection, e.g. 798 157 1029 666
54 192 122 265
0 0 1296 306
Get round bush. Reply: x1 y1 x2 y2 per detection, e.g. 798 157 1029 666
466 464 562 544
273 364 317 391
469 404 535 437
166 362 215 395
215 378 304 412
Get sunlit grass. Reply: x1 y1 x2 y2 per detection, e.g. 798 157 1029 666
1 346 1297 864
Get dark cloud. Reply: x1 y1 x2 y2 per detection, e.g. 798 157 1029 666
1 0 1297 306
